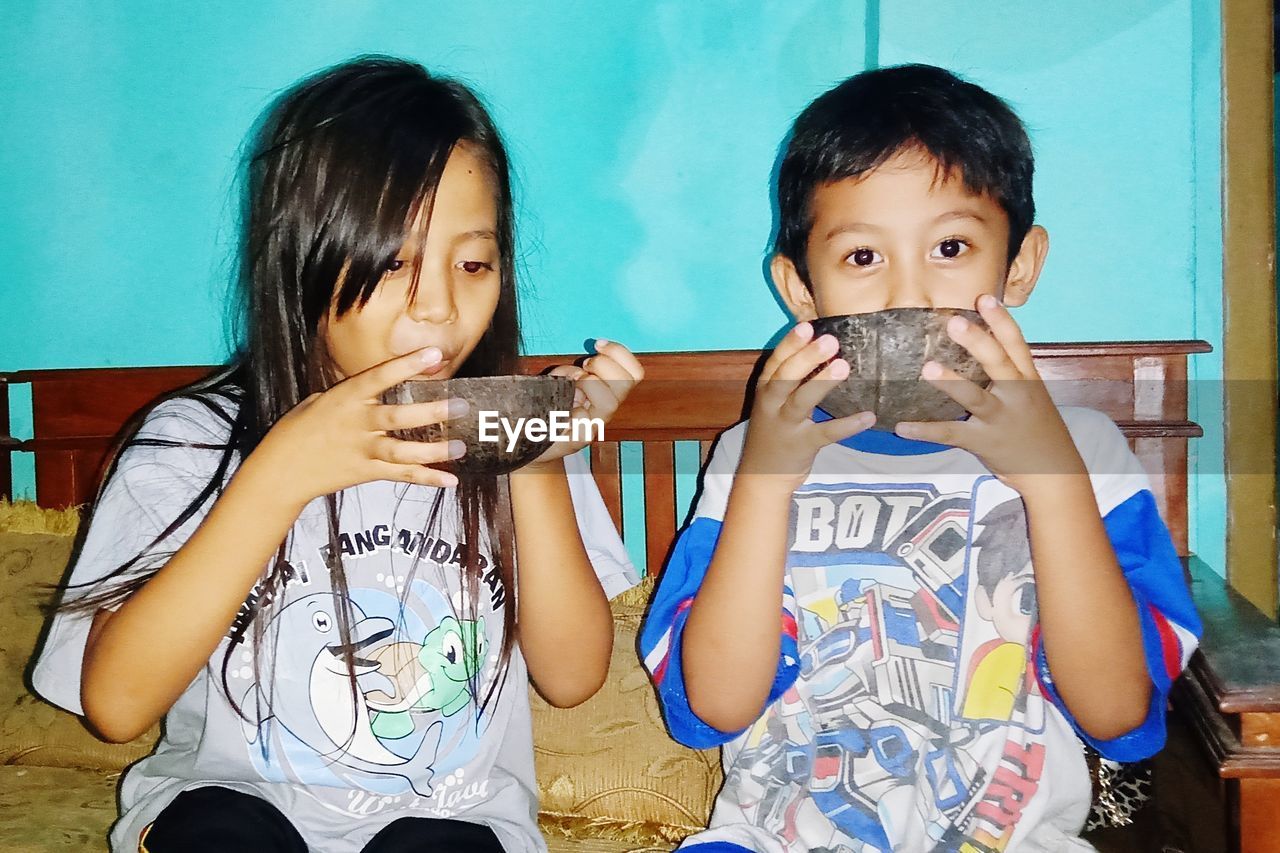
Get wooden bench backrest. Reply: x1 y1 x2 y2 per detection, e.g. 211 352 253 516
1 341 1208 572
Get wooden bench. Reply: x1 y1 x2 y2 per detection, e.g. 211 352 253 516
5 340 1278 851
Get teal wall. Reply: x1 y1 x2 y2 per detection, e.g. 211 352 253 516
1 1 1226 571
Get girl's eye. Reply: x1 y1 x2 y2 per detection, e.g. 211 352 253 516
848 248 881 267
459 260 493 275
933 239 969 259
385 259 406 273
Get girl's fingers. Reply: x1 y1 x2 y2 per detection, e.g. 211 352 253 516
349 347 444 399
546 365 588 408
371 397 468 432
375 461 459 489
817 411 877 445
371 434 465 466
578 374 621 419
920 361 996 418
582 352 637 403
546 365 584 379
977 294 1038 376
759 322 814 383
592 339 645 382
782 356 850 419
945 315 1020 382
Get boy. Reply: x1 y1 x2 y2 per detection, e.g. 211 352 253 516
640 65 1201 853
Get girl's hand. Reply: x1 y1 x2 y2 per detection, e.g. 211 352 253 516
894 294 1085 494
740 322 875 487
255 347 467 504
528 340 645 467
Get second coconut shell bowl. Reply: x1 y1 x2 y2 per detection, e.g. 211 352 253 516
810 307 991 431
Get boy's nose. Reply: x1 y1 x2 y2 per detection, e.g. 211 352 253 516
886 264 932 309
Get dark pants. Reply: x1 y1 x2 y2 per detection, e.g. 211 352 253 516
142 786 506 853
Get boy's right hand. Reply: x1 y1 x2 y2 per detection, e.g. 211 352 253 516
740 322 875 486
255 347 467 505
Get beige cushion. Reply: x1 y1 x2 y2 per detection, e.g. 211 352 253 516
0 764 119 850
531 577 720 846
0 531 159 771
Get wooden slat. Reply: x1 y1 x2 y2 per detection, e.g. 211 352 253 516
33 449 83 511
590 442 622 532
700 440 713 464
643 441 676 577
0 375 11 502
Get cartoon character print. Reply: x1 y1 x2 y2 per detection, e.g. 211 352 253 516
238 589 487 798
957 499 1036 723
728 479 1049 852
366 615 486 739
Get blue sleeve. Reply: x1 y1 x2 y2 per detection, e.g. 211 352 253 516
639 517 801 749
1033 489 1202 762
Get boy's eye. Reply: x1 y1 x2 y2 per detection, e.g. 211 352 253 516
458 260 494 275
847 248 881 267
385 259 406 273
932 239 969 259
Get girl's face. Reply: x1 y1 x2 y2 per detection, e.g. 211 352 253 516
324 144 502 380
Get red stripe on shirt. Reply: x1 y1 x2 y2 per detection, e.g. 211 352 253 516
1148 604 1182 681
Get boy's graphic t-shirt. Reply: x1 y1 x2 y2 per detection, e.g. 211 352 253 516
640 408 1200 853
33 396 638 853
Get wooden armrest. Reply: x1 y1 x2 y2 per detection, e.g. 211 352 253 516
1175 557 1280 777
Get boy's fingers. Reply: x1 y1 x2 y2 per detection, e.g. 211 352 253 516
977 296 1037 376
762 335 840 409
946 316 1020 382
894 419 967 448
817 411 877 445
371 398 468 432
783 357 850 419
350 347 444 399
920 362 995 418
760 322 814 383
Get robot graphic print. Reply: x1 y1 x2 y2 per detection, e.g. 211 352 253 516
725 476 1049 852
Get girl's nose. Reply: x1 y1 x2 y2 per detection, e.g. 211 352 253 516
409 281 458 325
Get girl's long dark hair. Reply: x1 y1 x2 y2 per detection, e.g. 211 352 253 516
63 56 521 719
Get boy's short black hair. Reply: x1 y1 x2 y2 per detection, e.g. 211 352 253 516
776 64 1035 284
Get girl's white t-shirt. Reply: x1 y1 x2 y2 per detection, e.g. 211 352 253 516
32 395 638 853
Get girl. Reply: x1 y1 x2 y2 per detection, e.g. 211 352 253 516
33 56 642 853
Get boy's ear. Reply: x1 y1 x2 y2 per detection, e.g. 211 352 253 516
771 254 817 321
1002 225 1049 308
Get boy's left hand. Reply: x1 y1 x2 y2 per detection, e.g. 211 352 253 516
526 339 644 467
894 294 1085 493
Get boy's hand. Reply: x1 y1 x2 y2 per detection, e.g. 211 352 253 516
741 322 875 486
894 294 1084 493
525 340 645 467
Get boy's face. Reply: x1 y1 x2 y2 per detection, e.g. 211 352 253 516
773 149 1048 320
